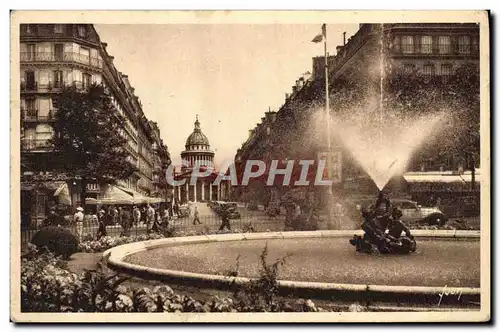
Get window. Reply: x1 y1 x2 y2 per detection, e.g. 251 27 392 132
25 71 35 89
471 36 479 53
79 47 90 65
26 44 36 61
24 98 37 119
25 24 33 34
53 70 63 88
438 36 451 54
25 99 36 118
420 36 433 54
82 73 92 89
54 24 63 34
400 201 417 210
441 64 452 82
77 25 86 38
401 36 414 54
54 44 64 61
458 35 471 54
423 64 435 77
403 64 415 75
392 36 401 53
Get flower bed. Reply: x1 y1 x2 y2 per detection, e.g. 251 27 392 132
21 250 329 313
78 227 256 253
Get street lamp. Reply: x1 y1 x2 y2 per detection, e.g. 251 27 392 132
312 24 338 229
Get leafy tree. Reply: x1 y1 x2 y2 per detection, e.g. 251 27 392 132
49 83 138 207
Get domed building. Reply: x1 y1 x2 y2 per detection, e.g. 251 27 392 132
181 116 215 170
173 116 229 203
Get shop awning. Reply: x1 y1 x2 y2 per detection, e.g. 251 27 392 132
21 181 66 192
86 184 134 205
403 170 481 183
54 183 71 205
403 170 481 193
117 186 165 204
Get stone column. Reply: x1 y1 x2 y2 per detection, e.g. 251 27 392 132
194 180 197 202
177 185 181 201
201 182 205 201
185 181 189 202
209 182 213 201
217 184 220 201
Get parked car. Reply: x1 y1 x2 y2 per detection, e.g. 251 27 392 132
178 204 189 218
225 202 241 219
345 197 448 226
391 198 448 226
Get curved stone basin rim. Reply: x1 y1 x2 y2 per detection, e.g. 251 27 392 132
103 230 480 296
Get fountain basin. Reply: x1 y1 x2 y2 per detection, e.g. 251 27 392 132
104 231 480 305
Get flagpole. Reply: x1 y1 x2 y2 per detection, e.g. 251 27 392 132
324 24 331 151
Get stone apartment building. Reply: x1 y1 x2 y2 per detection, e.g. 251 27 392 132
234 23 480 205
19 24 171 225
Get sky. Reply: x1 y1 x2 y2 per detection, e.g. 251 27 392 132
94 24 359 168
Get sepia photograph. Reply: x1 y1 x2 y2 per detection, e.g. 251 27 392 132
9 10 490 323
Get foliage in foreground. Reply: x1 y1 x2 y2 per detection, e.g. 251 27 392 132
21 247 328 313
31 226 79 259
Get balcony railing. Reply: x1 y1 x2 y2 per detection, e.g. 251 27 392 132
21 138 51 151
21 80 93 92
21 81 65 93
20 51 103 69
21 109 54 121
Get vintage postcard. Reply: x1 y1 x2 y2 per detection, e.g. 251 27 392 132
10 10 490 323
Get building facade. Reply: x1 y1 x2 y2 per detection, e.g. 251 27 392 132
235 23 480 204
20 24 171 225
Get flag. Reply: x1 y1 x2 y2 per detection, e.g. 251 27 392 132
311 24 326 43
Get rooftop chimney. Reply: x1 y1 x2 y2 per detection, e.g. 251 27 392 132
285 93 290 100
343 31 346 45
336 45 343 53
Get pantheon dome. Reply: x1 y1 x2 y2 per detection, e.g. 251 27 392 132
181 116 215 169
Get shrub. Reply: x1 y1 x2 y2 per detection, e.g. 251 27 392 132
247 202 258 211
233 243 294 312
21 245 328 312
31 226 79 259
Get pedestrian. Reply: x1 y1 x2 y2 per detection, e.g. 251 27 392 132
192 205 202 225
96 209 107 239
146 204 155 234
43 207 60 227
219 207 231 231
141 206 147 224
111 206 119 225
73 207 85 240
174 202 180 217
133 205 141 226
120 206 132 237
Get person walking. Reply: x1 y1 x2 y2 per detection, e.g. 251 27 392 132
73 207 85 240
132 205 141 226
120 207 132 237
192 205 202 225
96 209 107 239
146 204 155 234
219 207 231 231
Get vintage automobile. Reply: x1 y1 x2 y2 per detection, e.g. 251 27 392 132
219 202 241 219
391 198 448 226
347 197 448 226
178 204 190 218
